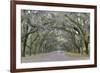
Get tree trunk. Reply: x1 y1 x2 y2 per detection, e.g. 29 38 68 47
29 48 32 56
22 35 28 57
85 40 89 55
22 25 29 57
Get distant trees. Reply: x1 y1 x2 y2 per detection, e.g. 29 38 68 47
21 10 90 57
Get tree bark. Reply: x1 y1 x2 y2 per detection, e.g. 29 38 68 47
22 35 28 57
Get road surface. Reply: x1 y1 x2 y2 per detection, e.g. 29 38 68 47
22 51 89 63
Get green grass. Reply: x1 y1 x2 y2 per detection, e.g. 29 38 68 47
23 52 50 58
65 52 89 57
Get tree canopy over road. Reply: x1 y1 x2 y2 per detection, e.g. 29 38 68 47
21 10 90 57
